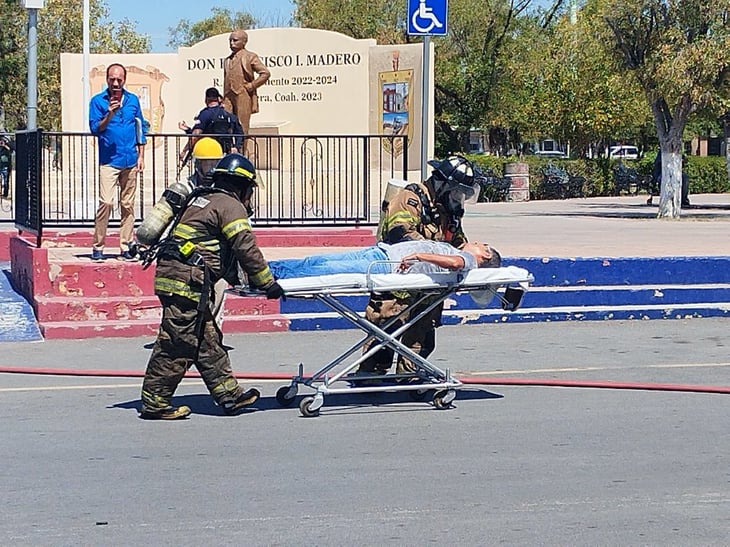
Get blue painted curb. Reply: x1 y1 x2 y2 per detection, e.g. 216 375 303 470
504 256 730 286
280 256 730 331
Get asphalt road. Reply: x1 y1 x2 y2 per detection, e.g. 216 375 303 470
1 319 728 545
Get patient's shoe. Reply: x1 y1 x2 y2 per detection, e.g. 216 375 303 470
222 388 260 415
139 405 191 420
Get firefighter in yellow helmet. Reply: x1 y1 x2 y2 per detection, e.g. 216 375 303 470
190 137 224 188
140 153 283 420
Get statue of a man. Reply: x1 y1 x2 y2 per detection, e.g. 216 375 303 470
223 29 271 135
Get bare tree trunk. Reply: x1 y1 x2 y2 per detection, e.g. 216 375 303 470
652 96 691 220
656 150 683 219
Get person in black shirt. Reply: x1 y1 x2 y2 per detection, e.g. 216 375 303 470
179 87 243 161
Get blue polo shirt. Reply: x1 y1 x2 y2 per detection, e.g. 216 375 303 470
89 88 148 168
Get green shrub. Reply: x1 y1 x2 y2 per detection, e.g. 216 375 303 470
466 153 729 200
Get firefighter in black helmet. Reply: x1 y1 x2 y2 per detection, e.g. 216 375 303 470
356 155 485 378
140 153 283 420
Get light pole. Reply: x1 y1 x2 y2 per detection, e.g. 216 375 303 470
83 0 90 130
21 0 45 130
81 0 91 211
721 112 730 181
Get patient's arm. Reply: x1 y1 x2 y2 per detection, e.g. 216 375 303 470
398 253 465 272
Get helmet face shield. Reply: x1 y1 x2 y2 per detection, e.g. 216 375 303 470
451 182 480 204
195 158 218 179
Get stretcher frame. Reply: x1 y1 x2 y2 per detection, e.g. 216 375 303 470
238 264 533 417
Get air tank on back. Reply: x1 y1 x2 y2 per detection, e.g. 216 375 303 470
135 180 192 246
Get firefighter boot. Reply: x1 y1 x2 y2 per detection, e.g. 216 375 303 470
212 378 260 415
140 389 192 420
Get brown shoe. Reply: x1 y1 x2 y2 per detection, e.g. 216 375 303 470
139 405 192 420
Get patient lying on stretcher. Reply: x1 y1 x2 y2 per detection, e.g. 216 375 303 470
268 240 500 279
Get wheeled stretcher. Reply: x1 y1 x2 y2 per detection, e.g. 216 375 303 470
237 264 533 417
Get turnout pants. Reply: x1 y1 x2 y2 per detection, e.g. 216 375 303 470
359 292 442 375
141 294 245 412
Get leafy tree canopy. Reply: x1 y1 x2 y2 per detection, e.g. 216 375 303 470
167 7 256 49
0 0 150 131
599 0 730 217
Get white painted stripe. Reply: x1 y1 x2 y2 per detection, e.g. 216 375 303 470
464 362 730 376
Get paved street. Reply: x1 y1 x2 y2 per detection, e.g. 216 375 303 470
1 320 728 545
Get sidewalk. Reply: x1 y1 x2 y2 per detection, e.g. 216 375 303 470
451 193 730 259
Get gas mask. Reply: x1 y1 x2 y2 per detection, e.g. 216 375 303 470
428 155 481 217
242 185 256 217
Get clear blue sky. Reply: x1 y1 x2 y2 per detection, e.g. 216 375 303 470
107 0 296 52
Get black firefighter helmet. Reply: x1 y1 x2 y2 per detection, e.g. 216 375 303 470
427 155 482 204
212 153 257 187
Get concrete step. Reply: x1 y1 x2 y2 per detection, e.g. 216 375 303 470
34 292 278 322
38 312 291 339
39 228 375 249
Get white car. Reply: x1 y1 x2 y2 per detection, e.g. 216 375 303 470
609 145 639 160
534 150 568 159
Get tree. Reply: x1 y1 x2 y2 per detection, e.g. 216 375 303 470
489 2 659 158
293 0 407 45
0 0 32 131
0 0 150 131
167 7 256 49
433 0 532 155
601 0 730 218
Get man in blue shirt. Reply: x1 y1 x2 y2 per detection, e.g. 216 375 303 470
89 63 149 260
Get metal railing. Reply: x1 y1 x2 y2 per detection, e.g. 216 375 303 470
10 130 408 239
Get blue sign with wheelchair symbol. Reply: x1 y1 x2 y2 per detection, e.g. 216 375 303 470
407 0 448 36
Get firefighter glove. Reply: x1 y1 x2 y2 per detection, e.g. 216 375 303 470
265 281 285 300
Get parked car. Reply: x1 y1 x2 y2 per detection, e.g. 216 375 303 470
534 150 568 159
609 145 639 160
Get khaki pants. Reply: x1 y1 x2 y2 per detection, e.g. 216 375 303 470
93 164 137 252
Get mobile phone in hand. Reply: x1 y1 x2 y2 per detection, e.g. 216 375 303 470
110 88 122 102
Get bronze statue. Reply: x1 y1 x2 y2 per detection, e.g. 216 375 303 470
223 29 271 135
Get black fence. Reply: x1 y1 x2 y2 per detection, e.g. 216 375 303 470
9 130 408 239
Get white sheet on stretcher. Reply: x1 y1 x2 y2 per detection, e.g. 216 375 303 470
277 265 533 295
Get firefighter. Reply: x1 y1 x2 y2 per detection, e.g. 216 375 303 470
140 153 283 420
357 155 484 377
189 137 224 188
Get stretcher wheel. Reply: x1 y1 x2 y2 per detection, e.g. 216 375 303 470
432 389 456 410
299 396 320 418
276 385 297 407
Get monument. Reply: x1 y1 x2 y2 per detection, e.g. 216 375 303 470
60 28 433 171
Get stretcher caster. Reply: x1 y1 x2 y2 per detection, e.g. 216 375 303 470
432 389 456 410
299 395 322 418
276 385 297 407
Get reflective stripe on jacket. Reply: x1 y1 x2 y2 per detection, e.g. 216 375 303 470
154 191 273 302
